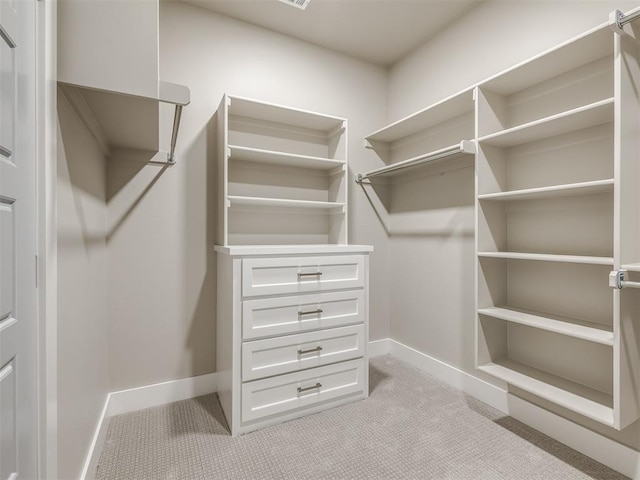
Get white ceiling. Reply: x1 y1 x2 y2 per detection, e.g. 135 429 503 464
181 0 481 66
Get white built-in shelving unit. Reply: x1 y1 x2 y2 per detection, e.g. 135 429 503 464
360 12 640 430
476 20 640 430
216 94 348 245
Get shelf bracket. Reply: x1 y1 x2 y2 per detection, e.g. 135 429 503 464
609 270 640 289
166 104 184 164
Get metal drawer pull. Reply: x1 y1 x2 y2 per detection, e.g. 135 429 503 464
298 271 322 279
297 382 322 394
298 308 323 317
297 346 323 355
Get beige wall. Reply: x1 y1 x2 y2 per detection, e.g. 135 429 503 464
386 0 640 450
104 1 390 391
56 91 110 480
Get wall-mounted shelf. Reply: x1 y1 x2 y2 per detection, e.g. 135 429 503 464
356 141 475 183
228 145 345 171
58 0 191 164
59 81 190 164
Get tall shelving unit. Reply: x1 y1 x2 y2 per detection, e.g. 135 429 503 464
476 21 640 430
216 94 348 246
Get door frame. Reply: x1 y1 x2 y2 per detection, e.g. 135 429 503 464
36 0 57 478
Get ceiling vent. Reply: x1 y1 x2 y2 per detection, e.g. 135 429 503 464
278 0 311 11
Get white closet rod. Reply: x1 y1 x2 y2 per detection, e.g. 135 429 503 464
615 8 640 28
355 140 475 183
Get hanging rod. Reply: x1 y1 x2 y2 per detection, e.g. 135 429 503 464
355 140 475 184
609 270 640 289
615 9 640 29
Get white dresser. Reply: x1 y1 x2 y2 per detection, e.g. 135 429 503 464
215 245 372 436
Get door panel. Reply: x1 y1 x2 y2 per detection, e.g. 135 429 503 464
0 1 38 478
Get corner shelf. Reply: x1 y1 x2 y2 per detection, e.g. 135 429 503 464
478 307 613 346
478 360 614 426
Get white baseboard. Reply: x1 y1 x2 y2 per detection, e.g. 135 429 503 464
368 338 391 357
80 395 110 480
385 338 640 479
107 372 218 417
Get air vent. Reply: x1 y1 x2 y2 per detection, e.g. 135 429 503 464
278 0 311 10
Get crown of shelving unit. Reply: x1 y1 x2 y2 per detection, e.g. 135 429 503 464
359 11 640 431
216 94 348 246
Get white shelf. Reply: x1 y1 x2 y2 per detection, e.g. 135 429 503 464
357 141 475 182
478 98 614 148
365 90 474 144
228 195 345 212
228 145 345 170
478 307 613 346
481 27 612 96
228 95 345 134
478 179 614 202
477 252 614 265
214 244 373 256
478 360 614 426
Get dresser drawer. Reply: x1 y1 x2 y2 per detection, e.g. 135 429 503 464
242 324 365 381
242 290 364 340
242 255 365 297
241 359 365 422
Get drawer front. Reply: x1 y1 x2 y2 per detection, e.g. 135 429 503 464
242 324 365 381
242 255 365 297
242 290 364 340
241 359 365 422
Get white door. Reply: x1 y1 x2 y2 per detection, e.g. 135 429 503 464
0 0 38 479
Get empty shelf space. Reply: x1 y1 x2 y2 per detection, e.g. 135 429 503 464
478 360 614 426
228 195 345 211
477 252 614 265
478 307 613 346
478 99 614 148
366 90 474 144
478 179 614 202
228 145 345 170
357 141 475 182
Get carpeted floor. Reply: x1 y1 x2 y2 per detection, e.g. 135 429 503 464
95 356 627 479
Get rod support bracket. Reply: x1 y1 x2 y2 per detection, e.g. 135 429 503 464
609 270 626 289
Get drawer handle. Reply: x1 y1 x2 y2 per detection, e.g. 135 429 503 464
298 271 323 279
297 382 322 394
298 308 323 317
297 346 323 355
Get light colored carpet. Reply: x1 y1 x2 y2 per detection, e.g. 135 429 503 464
95 356 627 479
